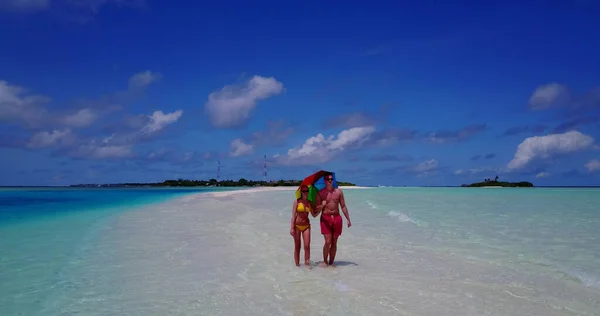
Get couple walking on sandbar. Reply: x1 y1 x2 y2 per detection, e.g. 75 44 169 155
289 171 351 268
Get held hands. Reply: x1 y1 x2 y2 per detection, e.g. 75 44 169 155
347 220 352 228
317 200 326 210
290 227 294 236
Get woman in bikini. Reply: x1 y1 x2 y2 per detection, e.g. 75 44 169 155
290 185 318 267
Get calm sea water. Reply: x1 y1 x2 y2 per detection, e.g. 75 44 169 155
0 186 241 225
355 187 600 290
1 186 599 315
0 186 241 315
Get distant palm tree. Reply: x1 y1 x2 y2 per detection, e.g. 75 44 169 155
494 175 499 182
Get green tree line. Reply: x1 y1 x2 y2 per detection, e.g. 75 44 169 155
70 178 356 187
461 175 533 188
162 178 356 187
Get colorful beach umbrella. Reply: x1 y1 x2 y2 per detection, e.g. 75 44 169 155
295 170 338 206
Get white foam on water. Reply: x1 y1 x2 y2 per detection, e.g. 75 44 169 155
13 187 600 315
387 211 416 224
366 200 379 209
564 268 600 290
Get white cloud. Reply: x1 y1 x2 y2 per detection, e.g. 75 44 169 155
87 107 180 152
204 75 284 128
60 108 97 128
1 70 160 131
0 71 184 164
527 83 600 111
276 126 375 165
24 107 180 158
44 107 181 159
454 167 502 176
507 130 595 170
27 129 72 148
128 70 161 90
140 109 183 134
585 159 600 172
96 108 182 149
68 143 134 159
413 159 438 173
528 83 570 110
230 138 254 157
536 172 550 178
0 80 50 127
328 127 375 150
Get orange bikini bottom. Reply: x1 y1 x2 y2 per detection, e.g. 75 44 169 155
295 224 310 232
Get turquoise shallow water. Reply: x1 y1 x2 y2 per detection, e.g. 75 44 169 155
356 187 600 290
1 186 599 315
0 186 241 315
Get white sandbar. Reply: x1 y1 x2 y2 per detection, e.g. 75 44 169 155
39 186 600 315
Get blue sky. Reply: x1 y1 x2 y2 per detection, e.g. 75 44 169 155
1 1 599 187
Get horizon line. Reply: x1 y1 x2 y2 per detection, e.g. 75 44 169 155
1 185 599 188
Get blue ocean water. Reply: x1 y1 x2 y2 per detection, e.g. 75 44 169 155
0 186 240 225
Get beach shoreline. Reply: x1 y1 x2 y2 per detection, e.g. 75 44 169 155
116 186 600 315
7 185 599 315
199 185 372 198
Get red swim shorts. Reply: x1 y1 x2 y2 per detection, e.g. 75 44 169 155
320 214 342 237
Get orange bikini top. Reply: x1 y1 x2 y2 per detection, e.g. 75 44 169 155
297 202 310 213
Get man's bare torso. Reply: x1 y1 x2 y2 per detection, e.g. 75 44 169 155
319 188 341 216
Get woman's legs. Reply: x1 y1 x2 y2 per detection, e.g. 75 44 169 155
301 227 311 265
293 227 301 266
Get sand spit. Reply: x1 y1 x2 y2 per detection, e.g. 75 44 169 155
204 185 372 198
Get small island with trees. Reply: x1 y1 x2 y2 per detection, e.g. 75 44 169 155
460 176 534 188
69 178 357 188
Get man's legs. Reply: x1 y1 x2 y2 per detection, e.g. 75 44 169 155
328 215 343 266
320 214 333 266
322 233 332 266
328 235 339 266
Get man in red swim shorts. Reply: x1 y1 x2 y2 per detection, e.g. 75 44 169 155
315 172 352 267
